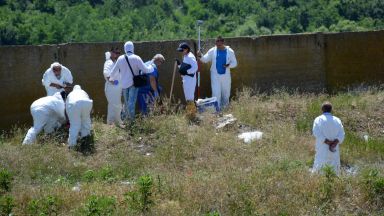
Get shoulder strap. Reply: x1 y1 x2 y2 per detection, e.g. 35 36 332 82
124 55 135 77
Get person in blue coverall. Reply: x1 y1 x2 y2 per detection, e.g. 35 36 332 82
138 54 165 115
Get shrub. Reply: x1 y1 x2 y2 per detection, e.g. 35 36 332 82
0 168 12 194
319 165 337 204
362 169 384 203
27 195 61 216
125 174 154 213
98 166 115 183
83 195 116 216
82 170 96 182
0 195 14 216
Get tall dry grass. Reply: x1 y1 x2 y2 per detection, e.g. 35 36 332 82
1 88 384 215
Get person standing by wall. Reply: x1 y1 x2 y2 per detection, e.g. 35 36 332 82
176 42 198 120
103 48 124 127
109 41 153 122
198 36 237 110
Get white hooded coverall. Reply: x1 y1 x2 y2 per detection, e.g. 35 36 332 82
181 52 198 101
42 63 73 96
22 92 66 145
66 85 93 146
200 46 237 108
103 52 123 125
312 113 345 175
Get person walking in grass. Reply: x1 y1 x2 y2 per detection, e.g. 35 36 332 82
312 102 345 175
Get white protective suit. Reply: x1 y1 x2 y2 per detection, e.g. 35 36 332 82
42 63 73 96
22 92 66 145
200 46 237 108
312 112 345 175
103 52 123 125
181 52 198 101
66 85 93 146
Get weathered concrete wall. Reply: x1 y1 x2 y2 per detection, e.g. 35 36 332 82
0 45 58 129
324 31 384 91
199 33 326 95
0 30 383 130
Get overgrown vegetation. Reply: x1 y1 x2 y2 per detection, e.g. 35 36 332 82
0 88 383 215
0 0 383 45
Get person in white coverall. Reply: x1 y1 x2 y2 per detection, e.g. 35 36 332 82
42 62 73 96
176 42 198 119
109 41 153 121
22 92 66 145
198 36 237 110
103 48 124 126
312 102 345 175
66 85 93 147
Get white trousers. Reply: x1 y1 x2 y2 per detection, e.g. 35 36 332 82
104 81 123 125
182 75 196 101
22 108 60 144
211 71 231 109
313 141 341 175
66 100 93 146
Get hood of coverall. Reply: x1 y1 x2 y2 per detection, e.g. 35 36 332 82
124 41 134 54
73 85 82 91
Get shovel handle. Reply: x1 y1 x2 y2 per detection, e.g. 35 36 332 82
169 61 177 100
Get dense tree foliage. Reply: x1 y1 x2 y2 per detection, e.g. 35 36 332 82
0 0 383 45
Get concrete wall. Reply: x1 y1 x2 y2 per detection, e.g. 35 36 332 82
0 30 383 130
324 31 384 91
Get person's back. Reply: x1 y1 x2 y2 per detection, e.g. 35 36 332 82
312 102 345 175
67 86 92 104
314 114 343 141
108 41 153 121
66 85 93 147
23 93 65 145
31 94 64 115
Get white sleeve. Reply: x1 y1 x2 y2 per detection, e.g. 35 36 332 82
312 118 326 142
228 49 238 69
109 59 121 81
200 48 213 63
336 120 345 144
63 67 73 84
42 69 51 87
137 56 154 74
103 60 113 78
186 56 198 74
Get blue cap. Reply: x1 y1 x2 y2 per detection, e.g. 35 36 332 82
177 42 190 52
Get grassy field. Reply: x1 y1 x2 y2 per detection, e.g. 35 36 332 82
1 88 384 215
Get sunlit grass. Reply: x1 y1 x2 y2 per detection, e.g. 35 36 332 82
1 87 384 215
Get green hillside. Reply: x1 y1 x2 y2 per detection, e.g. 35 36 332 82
1 0 383 45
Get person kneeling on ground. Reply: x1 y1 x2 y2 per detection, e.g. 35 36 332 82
22 92 66 145
312 102 345 175
66 85 93 148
